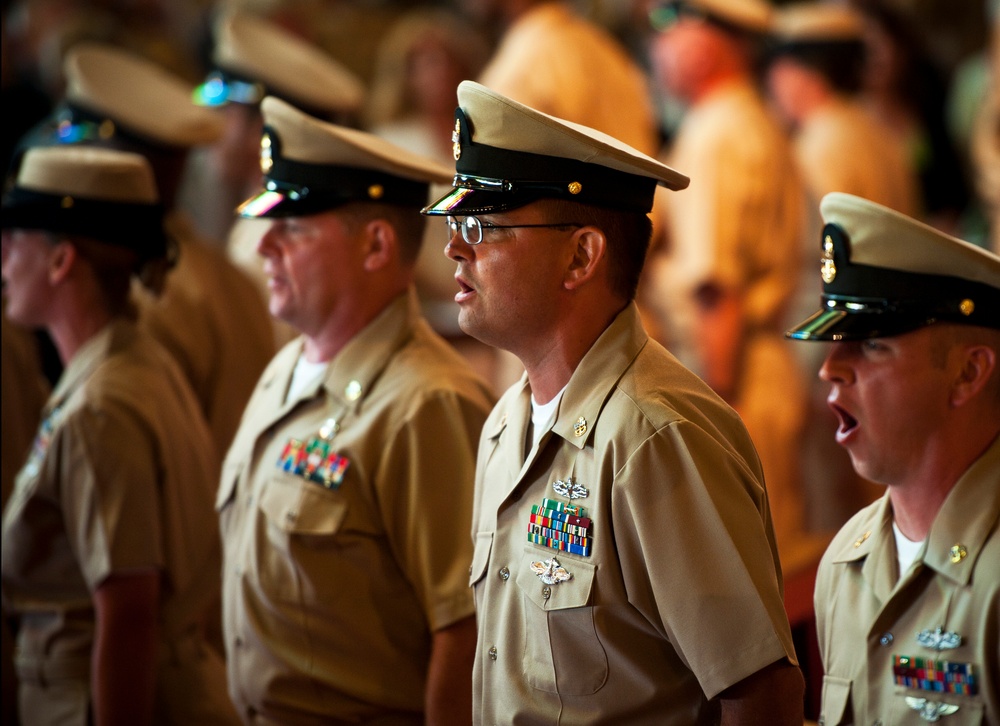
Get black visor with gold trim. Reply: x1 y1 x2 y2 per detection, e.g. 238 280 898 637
422 109 658 216
786 223 1000 340
237 126 431 218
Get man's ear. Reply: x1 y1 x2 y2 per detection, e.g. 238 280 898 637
951 343 997 407
362 218 397 272
563 226 607 291
47 239 77 285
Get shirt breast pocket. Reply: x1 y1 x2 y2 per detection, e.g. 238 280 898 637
515 548 607 696
259 473 349 537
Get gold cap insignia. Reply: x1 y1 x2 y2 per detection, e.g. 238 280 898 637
260 133 273 173
821 235 837 284
452 118 462 161
959 299 974 316
567 181 582 195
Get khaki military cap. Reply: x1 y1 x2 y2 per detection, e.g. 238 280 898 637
193 12 365 119
772 2 865 42
649 0 774 34
786 193 1000 340
1 146 168 260
238 96 452 218
422 81 688 217
60 43 224 148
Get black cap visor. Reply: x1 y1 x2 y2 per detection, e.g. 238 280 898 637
2 187 168 261
785 305 936 341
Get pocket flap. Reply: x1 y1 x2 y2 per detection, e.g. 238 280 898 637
259 475 348 535
516 548 596 611
469 532 494 587
820 675 853 725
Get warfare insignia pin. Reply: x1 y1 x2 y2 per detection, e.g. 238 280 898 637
552 477 589 500
917 628 961 651
452 118 462 161
905 697 960 722
821 235 837 283
530 557 572 585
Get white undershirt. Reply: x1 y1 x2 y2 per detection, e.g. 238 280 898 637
528 385 567 451
286 354 328 403
892 521 925 581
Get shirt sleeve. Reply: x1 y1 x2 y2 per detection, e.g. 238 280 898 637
58 402 164 592
375 389 489 631
611 418 797 699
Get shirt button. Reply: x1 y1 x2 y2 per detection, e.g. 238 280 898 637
498 567 510 581
488 646 498 661
541 586 551 600
879 632 893 646
235 636 244 648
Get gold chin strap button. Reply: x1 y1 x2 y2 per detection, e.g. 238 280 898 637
567 181 582 195
959 299 974 316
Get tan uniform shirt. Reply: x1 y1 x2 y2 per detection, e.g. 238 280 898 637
136 211 276 459
815 435 1000 725
0 320 236 726
219 292 494 724
646 78 808 549
470 304 797 724
795 97 920 218
479 1 660 156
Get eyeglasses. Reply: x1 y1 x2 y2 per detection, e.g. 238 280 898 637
446 215 582 245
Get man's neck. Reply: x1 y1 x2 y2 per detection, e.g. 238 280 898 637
888 425 1000 540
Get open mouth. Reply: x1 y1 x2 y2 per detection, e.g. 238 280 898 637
454 275 475 302
829 401 859 442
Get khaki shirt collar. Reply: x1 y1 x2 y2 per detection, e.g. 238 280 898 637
47 318 131 412
922 432 1000 586
550 303 647 450
319 290 418 412
830 433 1000 593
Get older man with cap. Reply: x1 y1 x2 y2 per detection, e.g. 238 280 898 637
423 80 803 724
646 0 810 555
786 193 1000 725
0 146 238 725
49 42 276 462
218 96 494 725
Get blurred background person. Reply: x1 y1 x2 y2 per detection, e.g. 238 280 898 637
766 0 916 532
768 2 918 215
645 0 811 560
1 145 238 726
43 42 277 464
186 9 366 347
969 5 1000 255
365 7 495 385
857 1 970 234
